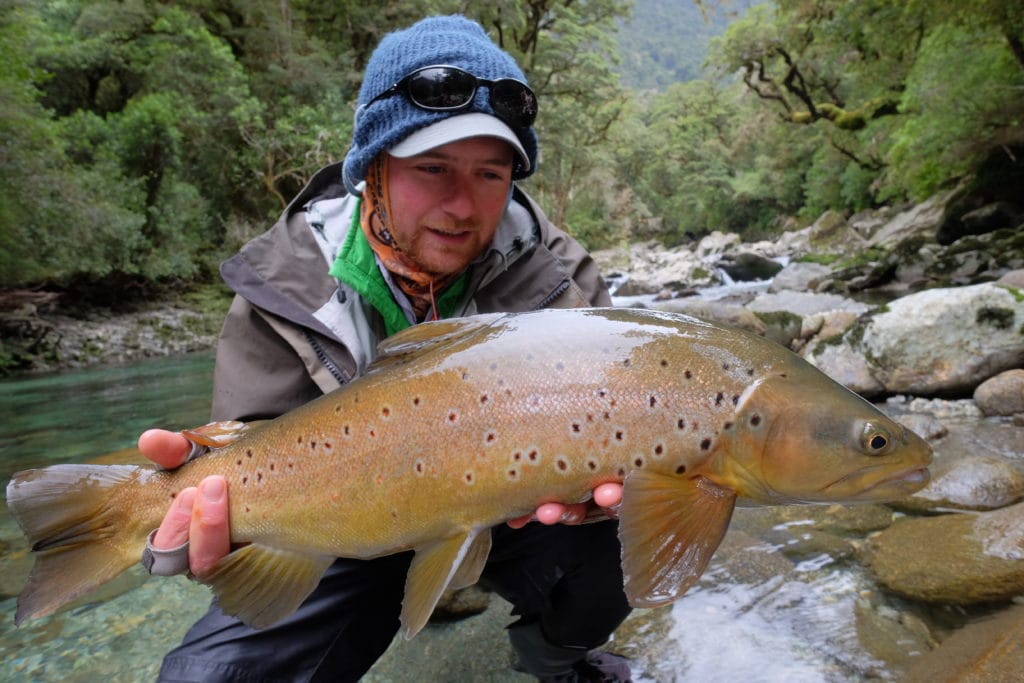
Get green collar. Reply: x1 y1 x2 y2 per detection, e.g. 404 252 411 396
328 199 467 337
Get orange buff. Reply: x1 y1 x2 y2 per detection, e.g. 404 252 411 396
360 155 459 321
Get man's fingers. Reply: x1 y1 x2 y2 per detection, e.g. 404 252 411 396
534 502 566 525
189 476 232 577
507 513 533 529
138 429 191 469
152 487 198 549
593 482 623 509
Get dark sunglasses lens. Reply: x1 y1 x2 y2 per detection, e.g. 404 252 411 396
490 80 538 128
407 67 476 109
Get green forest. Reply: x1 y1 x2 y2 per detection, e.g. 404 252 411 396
1 0 1022 292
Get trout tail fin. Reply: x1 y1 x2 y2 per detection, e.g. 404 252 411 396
6 464 150 625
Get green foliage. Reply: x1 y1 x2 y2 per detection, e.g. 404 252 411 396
616 0 752 89
884 22 1024 200
2 0 1021 292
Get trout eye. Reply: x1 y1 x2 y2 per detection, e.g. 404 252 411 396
860 423 894 456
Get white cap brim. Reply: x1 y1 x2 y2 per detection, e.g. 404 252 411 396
388 113 530 171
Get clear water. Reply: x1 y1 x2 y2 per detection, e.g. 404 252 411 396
0 353 217 681
0 352 215 482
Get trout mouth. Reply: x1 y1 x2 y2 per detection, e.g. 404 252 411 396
821 465 931 499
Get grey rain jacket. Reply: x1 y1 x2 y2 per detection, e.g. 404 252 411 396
210 162 611 422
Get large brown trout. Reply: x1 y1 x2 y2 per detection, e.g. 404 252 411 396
6 308 932 637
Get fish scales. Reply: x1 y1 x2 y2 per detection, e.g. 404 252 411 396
6 308 932 637
198 310 761 550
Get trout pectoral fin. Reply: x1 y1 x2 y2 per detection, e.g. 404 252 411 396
618 471 736 608
447 528 491 591
181 420 251 449
201 544 334 629
401 529 486 639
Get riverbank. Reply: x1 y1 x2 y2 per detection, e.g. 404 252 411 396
0 283 230 375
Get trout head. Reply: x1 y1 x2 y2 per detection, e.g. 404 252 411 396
712 370 932 505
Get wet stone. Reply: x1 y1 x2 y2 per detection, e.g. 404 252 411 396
859 502 1024 604
900 455 1024 513
901 602 1024 683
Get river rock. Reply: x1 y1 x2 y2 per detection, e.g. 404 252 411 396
849 205 901 241
854 595 937 675
651 299 767 336
860 502 1024 604
430 585 493 621
901 602 1024 683
746 290 871 318
960 201 1024 238
695 230 741 258
769 261 833 293
997 268 1024 289
749 310 802 348
868 193 951 250
806 337 885 396
893 412 948 441
604 243 719 294
808 210 868 255
816 283 1024 396
717 252 783 282
900 456 1024 513
973 369 1024 417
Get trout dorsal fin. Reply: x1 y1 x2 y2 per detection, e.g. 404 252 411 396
368 313 507 375
201 544 334 629
401 528 487 638
617 470 736 608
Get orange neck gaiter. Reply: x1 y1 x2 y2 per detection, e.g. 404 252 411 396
359 155 459 322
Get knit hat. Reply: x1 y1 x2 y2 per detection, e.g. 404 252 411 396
342 15 539 194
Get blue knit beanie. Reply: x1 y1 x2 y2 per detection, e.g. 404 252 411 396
342 15 539 194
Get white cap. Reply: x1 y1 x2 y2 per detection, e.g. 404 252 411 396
388 112 530 171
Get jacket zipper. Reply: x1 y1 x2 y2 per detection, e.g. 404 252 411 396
533 278 571 310
304 331 348 385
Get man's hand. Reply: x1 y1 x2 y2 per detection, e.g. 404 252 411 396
139 429 231 576
506 482 623 529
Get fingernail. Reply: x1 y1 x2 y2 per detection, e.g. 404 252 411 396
175 487 197 511
200 477 226 503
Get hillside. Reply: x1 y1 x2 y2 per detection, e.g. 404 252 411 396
616 0 759 89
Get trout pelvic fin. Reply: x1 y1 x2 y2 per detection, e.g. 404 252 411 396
401 528 488 639
618 470 736 608
6 464 151 625
201 544 334 629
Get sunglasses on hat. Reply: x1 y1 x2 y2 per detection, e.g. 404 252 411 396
365 65 538 129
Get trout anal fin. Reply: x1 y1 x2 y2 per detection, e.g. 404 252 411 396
447 528 491 591
201 544 334 629
618 471 736 608
402 528 489 639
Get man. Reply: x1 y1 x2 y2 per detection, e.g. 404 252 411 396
139 15 629 683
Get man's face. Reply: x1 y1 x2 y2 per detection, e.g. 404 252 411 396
386 137 514 277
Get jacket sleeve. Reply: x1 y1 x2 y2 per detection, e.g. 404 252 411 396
540 223 612 307
524 192 612 308
210 295 325 422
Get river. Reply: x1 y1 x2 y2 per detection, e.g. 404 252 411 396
0 350 982 681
